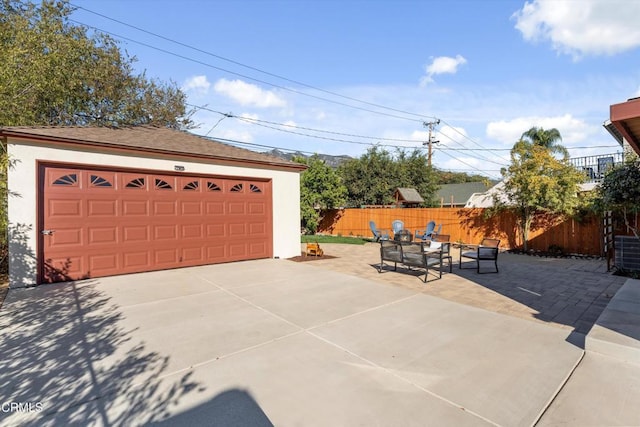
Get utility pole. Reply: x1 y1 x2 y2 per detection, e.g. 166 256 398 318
422 119 440 166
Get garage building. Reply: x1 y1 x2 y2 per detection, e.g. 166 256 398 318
2 126 305 287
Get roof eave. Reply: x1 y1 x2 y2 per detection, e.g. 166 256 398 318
1 129 307 172
610 98 640 155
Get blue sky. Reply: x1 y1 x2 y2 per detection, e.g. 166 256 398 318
71 0 640 178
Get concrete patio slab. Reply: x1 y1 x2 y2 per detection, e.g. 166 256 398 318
0 257 627 426
537 352 640 426
311 293 583 427
222 268 416 329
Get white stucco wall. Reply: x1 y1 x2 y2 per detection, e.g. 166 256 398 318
7 140 301 287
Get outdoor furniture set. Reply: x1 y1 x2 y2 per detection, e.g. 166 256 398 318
378 237 452 283
369 220 442 243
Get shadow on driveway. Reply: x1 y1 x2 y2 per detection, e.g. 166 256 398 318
0 280 202 426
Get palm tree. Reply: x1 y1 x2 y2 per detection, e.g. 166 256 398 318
520 127 568 158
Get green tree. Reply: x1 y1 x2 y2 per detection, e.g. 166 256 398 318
520 126 568 157
295 155 347 234
339 147 399 206
596 153 640 239
396 150 438 206
496 138 585 251
339 147 438 207
0 0 193 128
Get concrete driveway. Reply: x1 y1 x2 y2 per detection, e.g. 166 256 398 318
0 258 631 426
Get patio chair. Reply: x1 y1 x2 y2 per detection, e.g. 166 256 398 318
431 234 452 272
415 220 435 241
391 220 405 235
369 220 390 242
459 238 500 273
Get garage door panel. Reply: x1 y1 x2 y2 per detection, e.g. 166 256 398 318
123 226 149 242
153 200 177 215
182 247 204 263
88 199 117 216
206 202 225 215
48 199 82 217
123 251 151 269
229 243 247 257
155 249 178 265
154 225 177 240
48 228 82 247
206 245 226 260
44 256 84 280
228 202 245 214
122 200 149 216
228 223 246 236
88 227 118 244
249 242 267 256
42 166 272 282
181 201 202 215
181 224 203 239
89 253 118 272
248 202 266 214
249 223 266 236
206 224 225 238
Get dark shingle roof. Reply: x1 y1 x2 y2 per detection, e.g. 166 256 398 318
0 126 305 171
436 182 493 206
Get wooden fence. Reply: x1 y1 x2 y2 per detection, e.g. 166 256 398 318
317 207 605 256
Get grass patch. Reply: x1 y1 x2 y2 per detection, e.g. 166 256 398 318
301 235 369 245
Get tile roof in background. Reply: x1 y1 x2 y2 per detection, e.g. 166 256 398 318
0 125 306 171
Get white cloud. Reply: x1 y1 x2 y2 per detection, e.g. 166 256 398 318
213 78 287 108
420 55 467 86
513 0 640 58
182 75 211 95
486 114 589 145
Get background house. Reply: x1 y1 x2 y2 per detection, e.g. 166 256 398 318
436 182 494 207
3 126 305 287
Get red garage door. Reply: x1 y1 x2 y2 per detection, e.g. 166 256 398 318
40 165 273 283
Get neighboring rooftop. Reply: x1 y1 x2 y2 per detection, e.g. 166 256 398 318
436 182 494 207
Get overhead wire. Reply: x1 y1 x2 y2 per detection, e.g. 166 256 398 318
67 6 538 175
70 3 439 123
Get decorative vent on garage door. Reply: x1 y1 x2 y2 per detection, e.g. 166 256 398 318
90 175 112 187
155 178 173 190
183 180 199 191
230 183 243 192
250 184 262 193
207 182 221 192
53 174 78 186
126 178 145 189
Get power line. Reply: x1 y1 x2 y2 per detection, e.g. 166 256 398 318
191 104 511 173
71 3 441 123
66 7 519 175
69 5 510 160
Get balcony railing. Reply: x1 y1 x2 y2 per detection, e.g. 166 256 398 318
568 152 624 183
